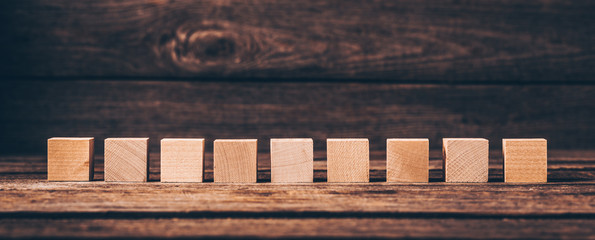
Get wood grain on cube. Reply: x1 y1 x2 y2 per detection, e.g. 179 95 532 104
47 137 94 181
104 138 149 182
386 138 429 182
270 138 313 183
160 138 205 183
503 139 548 183
443 138 489 183
213 139 257 183
327 139 369 183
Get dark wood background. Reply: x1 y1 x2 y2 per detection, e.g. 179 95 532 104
0 0 594 238
1 81 594 154
1 0 594 154
1 0 594 81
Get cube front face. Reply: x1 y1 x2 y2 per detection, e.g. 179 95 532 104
161 138 205 182
387 139 429 182
443 138 489 183
104 138 149 182
47 137 94 181
503 139 547 183
327 139 369 183
214 139 258 183
270 139 313 183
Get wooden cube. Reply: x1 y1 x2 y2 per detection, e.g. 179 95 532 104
160 138 205 182
443 138 489 182
387 138 429 182
47 137 94 181
104 138 149 182
503 138 547 183
213 139 257 183
270 138 313 183
327 138 369 183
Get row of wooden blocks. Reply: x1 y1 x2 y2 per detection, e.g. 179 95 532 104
47 138 547 183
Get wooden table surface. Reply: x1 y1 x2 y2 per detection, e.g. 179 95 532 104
1 150 593 239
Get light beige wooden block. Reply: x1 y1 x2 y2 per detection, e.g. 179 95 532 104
47 137 94 181
503 138 547 183
387 138 429 182
104 138 149 182
160 138 205 182
443 138 489 182
327 138 369 183
270 138 313 183
213 139 257 183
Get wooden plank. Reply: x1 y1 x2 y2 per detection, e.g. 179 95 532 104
46 137 94 181
386 138 429 182
213 139 257 183
0 218 593 239
270 138 313 183
2 81 594 155
0 180 593 215
504 138 548 183
160 138 204 182
1 150 593 182
0 0 593 81
443 138 489 182
104 138 149 182
327 138 369 183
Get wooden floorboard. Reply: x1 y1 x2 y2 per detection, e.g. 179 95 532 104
1 0 593 81
1 150 593 238
0 180 593 216
1 218 594 239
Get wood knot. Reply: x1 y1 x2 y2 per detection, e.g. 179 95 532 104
180 30 237 64
154 20 328 75
157 22 251 72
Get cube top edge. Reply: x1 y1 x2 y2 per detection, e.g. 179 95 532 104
327 138 368 142
503 138 547 142
105 138 149 141
49 137 94 141
443 138 488 143
161 138 205 142
270 138 313 142
387 138 428 142
214 139 257 142
443 138 488 141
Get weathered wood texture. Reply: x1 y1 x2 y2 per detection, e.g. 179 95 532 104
1 151 593 239
1 218 594 239
0 0 593 81
1 1 593 237
1 81 594 154
0 180 593 215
